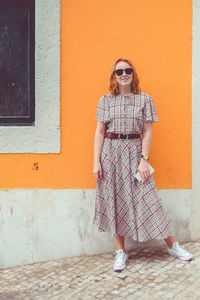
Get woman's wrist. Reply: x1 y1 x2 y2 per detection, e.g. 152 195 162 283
141 154 149 161
140 157 149 163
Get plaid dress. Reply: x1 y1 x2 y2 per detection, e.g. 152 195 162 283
93 92 175 241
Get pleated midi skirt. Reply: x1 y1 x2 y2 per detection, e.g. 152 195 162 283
93 137 175 242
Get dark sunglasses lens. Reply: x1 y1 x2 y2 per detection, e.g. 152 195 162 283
115 69 123 76
115 68 133 76
125 68 133 75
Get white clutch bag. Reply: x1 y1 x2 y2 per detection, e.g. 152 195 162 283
135 163 155 183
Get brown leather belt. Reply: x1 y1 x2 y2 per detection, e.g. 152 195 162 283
104 132 141 139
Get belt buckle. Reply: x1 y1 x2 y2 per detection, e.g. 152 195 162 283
126 134 129 139
118 133 120 139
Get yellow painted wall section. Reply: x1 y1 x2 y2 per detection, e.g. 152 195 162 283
0 0 192 189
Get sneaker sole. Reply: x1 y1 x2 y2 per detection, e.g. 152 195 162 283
168 251 193 261
113 257 128 271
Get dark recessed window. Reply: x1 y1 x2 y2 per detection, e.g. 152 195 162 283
0 0 35 126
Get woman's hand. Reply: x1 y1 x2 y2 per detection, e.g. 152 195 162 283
93 161 103 181
136 159 150 183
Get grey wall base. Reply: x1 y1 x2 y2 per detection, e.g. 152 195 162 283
0 189 193 268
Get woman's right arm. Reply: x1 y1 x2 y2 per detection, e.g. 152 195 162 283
93 121 107 181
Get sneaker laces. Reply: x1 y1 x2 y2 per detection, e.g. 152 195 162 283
173 242 184 249
169 242 192 259
115 250 126 264
173 242 191 256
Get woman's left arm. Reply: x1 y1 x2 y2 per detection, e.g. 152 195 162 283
137 122 152 182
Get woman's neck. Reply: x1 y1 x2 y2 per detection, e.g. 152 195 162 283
118 86 132 95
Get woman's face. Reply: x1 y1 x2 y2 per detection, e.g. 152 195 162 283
114 61 133 88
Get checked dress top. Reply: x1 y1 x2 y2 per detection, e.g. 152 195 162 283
93 92 175 241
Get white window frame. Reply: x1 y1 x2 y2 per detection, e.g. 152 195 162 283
0 0 60 153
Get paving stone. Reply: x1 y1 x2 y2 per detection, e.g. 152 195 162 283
0 240 199 299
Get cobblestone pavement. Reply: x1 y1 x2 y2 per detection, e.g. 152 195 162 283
0 240 200 300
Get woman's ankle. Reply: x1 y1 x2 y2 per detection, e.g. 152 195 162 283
116 248 126 253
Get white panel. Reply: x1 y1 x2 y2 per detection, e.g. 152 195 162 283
0 189 191 268
191 0 200 238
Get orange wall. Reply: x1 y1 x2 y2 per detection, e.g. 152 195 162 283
0 0 192 189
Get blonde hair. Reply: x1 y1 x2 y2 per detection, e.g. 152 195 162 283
108 58 141 96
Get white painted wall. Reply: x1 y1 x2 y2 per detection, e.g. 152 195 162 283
191 0 200 239
0 189 192 268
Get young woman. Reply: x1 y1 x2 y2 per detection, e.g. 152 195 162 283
93 58 192 271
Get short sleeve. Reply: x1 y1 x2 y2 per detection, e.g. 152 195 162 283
95 95 110 123
143 95 159 122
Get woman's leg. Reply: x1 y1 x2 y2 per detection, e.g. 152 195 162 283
113 234 126 252
164 235 175 248
113 234 175 251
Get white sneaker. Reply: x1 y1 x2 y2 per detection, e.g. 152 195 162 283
113 249 128 271
167 242 193 261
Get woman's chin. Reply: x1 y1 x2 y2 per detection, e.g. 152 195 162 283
118 81 131 87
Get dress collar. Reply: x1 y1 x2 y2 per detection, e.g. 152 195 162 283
118 93 133 97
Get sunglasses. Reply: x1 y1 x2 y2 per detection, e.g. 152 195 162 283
115 68 133 76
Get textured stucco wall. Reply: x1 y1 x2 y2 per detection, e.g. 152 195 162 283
191 0 200 239
0 189 191 268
